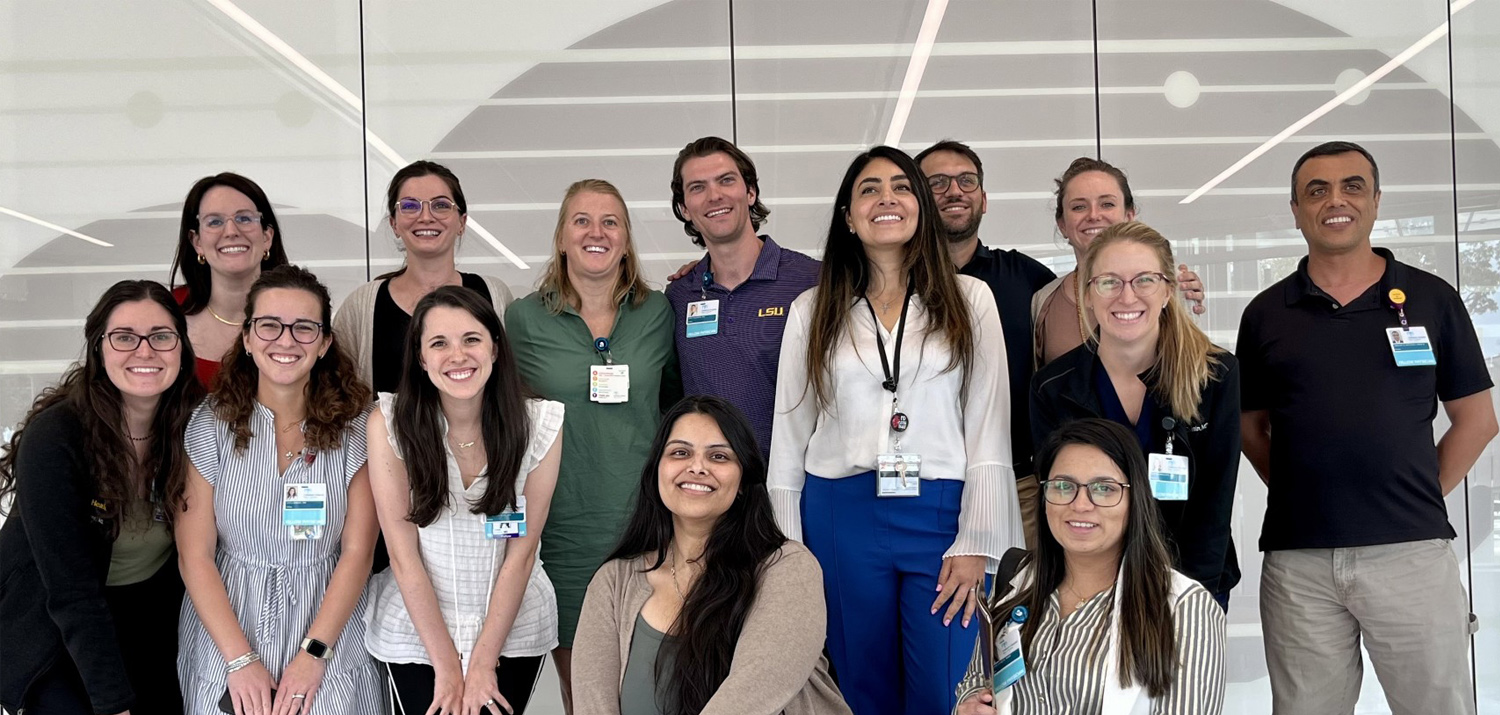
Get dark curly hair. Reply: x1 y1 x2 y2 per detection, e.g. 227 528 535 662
207 265 370 455
0 281 205 534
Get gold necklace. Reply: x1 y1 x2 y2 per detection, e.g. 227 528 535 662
278 418 304 462
206 306 240 326
668 548 695 601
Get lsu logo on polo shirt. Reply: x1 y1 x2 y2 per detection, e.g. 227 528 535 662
757 306 786 318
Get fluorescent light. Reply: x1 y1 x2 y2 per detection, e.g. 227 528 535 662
200 0 528 269
884 0 949 147
0 206 113 247
1181 0 1475 204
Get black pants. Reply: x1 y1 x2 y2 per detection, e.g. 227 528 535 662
383 657 545 715
23 559 185 714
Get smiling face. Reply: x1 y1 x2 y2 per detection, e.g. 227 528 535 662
101 300 183 407
919 149 987 242
418 305 495 402
390 174 467 259
657 412 742 526
678 152 758 246
561 190 629 284
242 287 329 388
1085 240 1169 347
1058 171 1136 253
1291 151 1381 256
845 157 920 252
190 186 275 279
1044 443 1130 560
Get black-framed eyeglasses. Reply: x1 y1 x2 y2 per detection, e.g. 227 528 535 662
1041 478 1130 507
248 317 324 344
396 197 458 217
1087 272 1171 300
927 172 982 194
197 211 263 233
103 330 180 352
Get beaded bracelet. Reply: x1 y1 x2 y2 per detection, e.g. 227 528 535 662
226 651 261 674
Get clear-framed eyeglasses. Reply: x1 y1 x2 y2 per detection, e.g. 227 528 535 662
1087 271 1171 300
197 211 264 234
396 197 459 217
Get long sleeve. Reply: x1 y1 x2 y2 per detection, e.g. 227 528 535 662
571 561 626 715
947 279 1020 570
767 292 817 543
1153 587 1227 715
13 407 135 714
1176 357 1242 594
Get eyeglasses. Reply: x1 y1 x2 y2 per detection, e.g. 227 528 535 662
197 211 264 233
103 330 180 352
1087 272 1171 300
927 172 982 194
1041 478 1131 507
396 198 458 217
249 317 324 344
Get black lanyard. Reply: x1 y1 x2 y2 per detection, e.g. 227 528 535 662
866 281 915 397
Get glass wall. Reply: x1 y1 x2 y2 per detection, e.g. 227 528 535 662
4 1 1497 712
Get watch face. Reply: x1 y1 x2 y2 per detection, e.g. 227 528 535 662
303 639 329 659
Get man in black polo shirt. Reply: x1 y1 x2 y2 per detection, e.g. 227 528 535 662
1238 140 1496 715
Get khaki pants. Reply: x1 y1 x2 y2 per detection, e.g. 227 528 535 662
1015 474 1040 551
1261 539 1475 715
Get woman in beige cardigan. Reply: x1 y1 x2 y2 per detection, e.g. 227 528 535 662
573 396 850 715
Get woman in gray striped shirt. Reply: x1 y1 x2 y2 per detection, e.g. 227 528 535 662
174 265 383 715
957 419 1225 715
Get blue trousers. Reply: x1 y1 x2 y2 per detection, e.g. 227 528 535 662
802 472 983 715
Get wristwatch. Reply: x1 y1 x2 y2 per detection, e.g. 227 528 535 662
300 637 333 660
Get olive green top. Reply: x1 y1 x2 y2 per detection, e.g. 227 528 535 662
106 501 172 586
620 612 675 715
505 288 680 646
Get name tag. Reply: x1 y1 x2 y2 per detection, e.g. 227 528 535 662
485 496 527 539
876 453 921 497
1387 326 1437 367
589 364 630 403
686 300 720 338
284 483 327 540
993 622 1026 691
1148 453 1189 501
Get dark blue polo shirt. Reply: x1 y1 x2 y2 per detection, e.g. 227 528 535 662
666 235 821 457
959 243 1058 477
1237 248 1492 551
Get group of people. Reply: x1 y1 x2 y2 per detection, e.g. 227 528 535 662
0 134 1490 715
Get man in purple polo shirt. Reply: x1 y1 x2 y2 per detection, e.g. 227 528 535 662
665 137 821 457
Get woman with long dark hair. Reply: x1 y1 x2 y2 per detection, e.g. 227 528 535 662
1 280 204 715
955 419 1225 714
364 286 563 715
175 265 382 714
572 396 848 714
768 145 1020 714
169 172 291 385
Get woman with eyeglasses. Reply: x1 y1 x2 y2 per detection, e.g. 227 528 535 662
955 418 1226 715
175 265 383 715
1 280 204 715
769 146 1020 715
170 173 292 387
334 161 515 396
1030 222 1239 609
1031 158 1204 368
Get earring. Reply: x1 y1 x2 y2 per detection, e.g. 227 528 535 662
197 254 206 264
262 252 269 263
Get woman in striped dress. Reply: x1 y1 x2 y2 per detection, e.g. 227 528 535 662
174 265 382 715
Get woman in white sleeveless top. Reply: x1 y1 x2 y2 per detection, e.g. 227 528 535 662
364 285 563 715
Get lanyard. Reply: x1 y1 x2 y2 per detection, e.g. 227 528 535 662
866 281 915 400
700 255 714 300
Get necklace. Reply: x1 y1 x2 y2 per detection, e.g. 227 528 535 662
668 548 695 601
278 417 304 462
450 434 478 450
126 432 151 442
207 305 240 326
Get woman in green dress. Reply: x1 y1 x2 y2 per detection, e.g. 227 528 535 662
505 178 680 713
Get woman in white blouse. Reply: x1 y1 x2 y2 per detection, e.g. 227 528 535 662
364 286 563 715
769 146 1023 715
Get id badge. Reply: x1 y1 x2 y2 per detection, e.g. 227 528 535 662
993 622 1027 691
1387 326 1437 367
589 364 630 403
1148 453 1189 501
283 483 327 540
485 496 527 539
685 300 720 338
876 453 921 497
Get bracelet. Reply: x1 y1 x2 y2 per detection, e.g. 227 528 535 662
226 651 261 674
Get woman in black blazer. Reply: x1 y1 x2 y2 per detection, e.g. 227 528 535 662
1030 221 1239 608
0 280 204 714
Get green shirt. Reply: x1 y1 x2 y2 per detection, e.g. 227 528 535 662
505 289 681 645
106 500 173 586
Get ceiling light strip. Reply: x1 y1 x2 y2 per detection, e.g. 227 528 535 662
884 0 949 147
0 206 113 247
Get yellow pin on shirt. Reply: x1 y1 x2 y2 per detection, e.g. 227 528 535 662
1388 288 1406 305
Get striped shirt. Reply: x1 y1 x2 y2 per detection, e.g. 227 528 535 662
177 400 385 714
363 393 564 663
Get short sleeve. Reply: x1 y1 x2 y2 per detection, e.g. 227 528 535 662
184 400 224 486
521 399 565 476
376 392 404 459
1235 301 1268 412
1435 287 1493 402
343 406 372 486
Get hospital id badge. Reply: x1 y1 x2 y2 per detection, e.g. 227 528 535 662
1148 453 1189 501
1387 326 1437 367
485 496 527 539
589 364 630 403
685 299 720 338
993 622 1027 691
283 482 327 540
876 453 921 497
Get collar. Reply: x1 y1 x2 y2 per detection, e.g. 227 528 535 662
555 286 634 317
963 241 994 271
697 234 783 288
1285 246 1401 308
1051 344 1158 411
